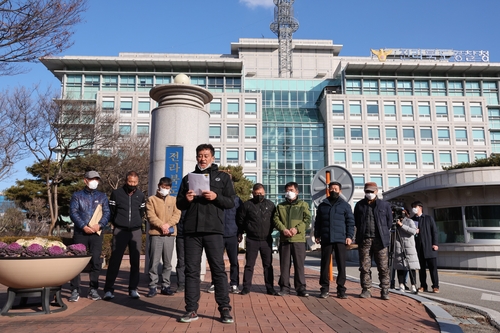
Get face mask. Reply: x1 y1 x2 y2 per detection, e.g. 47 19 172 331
88 180 99 190
159 188 170 197
124 184 137 193
254 194 265 202
412 207 419 215
197 163 211 172
285 191 296 200
365 193 376 200
329 191 339 199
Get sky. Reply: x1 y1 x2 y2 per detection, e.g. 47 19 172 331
1 0 500 191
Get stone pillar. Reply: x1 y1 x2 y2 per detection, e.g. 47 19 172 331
147 74 213 281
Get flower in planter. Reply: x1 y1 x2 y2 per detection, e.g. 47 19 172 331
47 245 65 257
67 244 87 256
5 242 24 257
25 243 46 257
0 239 87 258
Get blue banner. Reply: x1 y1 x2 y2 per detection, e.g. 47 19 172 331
165 146 183 196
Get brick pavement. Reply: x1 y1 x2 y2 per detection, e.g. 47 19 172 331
0 254 440 332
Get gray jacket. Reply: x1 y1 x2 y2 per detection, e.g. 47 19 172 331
394 217 420 270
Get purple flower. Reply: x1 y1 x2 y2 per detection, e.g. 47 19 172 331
67 243 87 256
47 245 65 256
25 243 45 257
6 242 23 256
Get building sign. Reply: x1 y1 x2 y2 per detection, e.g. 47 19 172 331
165 146 183 196
371 48 489 63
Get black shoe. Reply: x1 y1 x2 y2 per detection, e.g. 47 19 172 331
179 311 198 323
319 291 329 299
337 293 348 299
277 290 289 296
240 288 250 295
267 289 278 296
147 287 157 297
220 308 234 324
161 286 173 296
297 291 309 297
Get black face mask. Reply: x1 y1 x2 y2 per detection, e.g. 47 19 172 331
254 195 265 203
124 184 137 193
329 191 340 200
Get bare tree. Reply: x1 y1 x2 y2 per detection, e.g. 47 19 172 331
22 197 50 235
5 85 119 235
0 0 87 75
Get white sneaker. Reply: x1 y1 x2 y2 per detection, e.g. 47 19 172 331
129 289 140 299
411 285 417 294
399 283 405 292
103 291 115 300
207 285 215 293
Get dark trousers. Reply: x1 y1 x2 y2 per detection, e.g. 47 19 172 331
212 235 239 287
104 228 142 292
243 238 274 292
319 242 347 294
175 237 185 287
417 247 439 289
184 233 230 313
397 269 416 285
70 232 103 293
278 242 306 292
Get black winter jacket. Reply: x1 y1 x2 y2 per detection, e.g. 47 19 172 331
109 187 146 230
354 198 393 247
237 198 276 241
314 197 354 244
224 196 243 237
412 214 439 259
176 164 235 235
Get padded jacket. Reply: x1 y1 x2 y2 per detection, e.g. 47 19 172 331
314 197 354 244
353 198 393 248
70 187 110 234
109 186 146 230
273 199 311 243
237 198 276 241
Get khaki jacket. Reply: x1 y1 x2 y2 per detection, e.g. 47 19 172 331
146 193 181 236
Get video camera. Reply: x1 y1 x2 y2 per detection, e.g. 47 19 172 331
391 206 405 226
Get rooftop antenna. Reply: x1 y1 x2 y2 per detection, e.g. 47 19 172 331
270 0 299 78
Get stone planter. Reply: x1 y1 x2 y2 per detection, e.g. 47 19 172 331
0 256 91 316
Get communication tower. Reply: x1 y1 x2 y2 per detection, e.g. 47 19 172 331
270 0 299 78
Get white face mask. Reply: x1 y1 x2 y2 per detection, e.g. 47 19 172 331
88 180 99 190
159 188 170 197
412 207 419 215
197 163 211 172
365 193 376 200
285 191 296 200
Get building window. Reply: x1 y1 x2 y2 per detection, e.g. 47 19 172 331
208 77 224 92
351 150 364 165
363 80 378 95
387 151 399 165
346 79 361 95
349 101 362 117
472 129 485 142
120 98 133 113
435 102 448 118
453 103 465 119
420 127 433 142
120 75 135 91
245 150 257 163
227 99 239 116
226 149 239 164
138 99 150 114
366 101 379 116
448 81 464 96
245 173 257 184
439 151 452 166
405 175 418 183
437 127 450 142
102 75 118 91
332 101 344 116
137 124 149 136
138 76 153 91
455 128 467 143
474 152 487 160
404 151 417 165
431 81 446 96
209 125 221 139
227 125 239 140
384 102 396 118
66 74 82 99
245 125 257 140
102 98 115 112
226 77 241 92
84 75 99 87
402 127 415 142
213 149 221 163
418 102 431 119
245 99 257 115
422 151 435 165
370 175 383 189
369 150 382 165
333 150 346 164
388 175 401 189
465 81 481 96
380 80 395 95
353 174 365 189
119 124 131 136
470 103 483 119
401 102 413 118
155 76 171 85
190 76 206 87
457 151 469 163
210 99 222 115
333 126 345 141
397 80 412 95
414 80 430 96
483 81 499 105
351 127 363 142
385 127 398 142
368 127 380 141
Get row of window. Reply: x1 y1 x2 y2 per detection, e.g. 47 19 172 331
333 149 487 166
209 124 257 140
351 174 416 191
333 126 486 143
211 148 258 165
209 98 257 116
119 123 149 136
345 79 498 104
332 100 484 120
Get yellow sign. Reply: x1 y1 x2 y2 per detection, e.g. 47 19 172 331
371 48 393 62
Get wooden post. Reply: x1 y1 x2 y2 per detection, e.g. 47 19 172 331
325 171 334 281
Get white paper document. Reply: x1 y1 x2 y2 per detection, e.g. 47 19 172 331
188 172 210 196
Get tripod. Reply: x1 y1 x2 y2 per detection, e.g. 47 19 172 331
388 222 417 293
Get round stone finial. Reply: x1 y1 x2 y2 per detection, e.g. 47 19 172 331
174 73 190 84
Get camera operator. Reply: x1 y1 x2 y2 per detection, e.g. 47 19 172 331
393 208 419 294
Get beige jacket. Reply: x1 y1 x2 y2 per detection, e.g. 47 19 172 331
146 193 181 236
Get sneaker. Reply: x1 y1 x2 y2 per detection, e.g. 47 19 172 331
338 293 348 299
230 285 240 294
411 285 418 294
432 288 440 293
177 285 185 293
399 283 405 292
240 288 250 295
87 288 101 301
179 311 198 323
161 286 173 296
359 289 371 298
129 289 140 299
381 289 390 300
207 284 215 293
147 287 157 298
103 291 115 300
319 291 329 299
220 308 234 324
297 290 309 297
277 290 289 296
68 289 79 302
418 287 427 293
